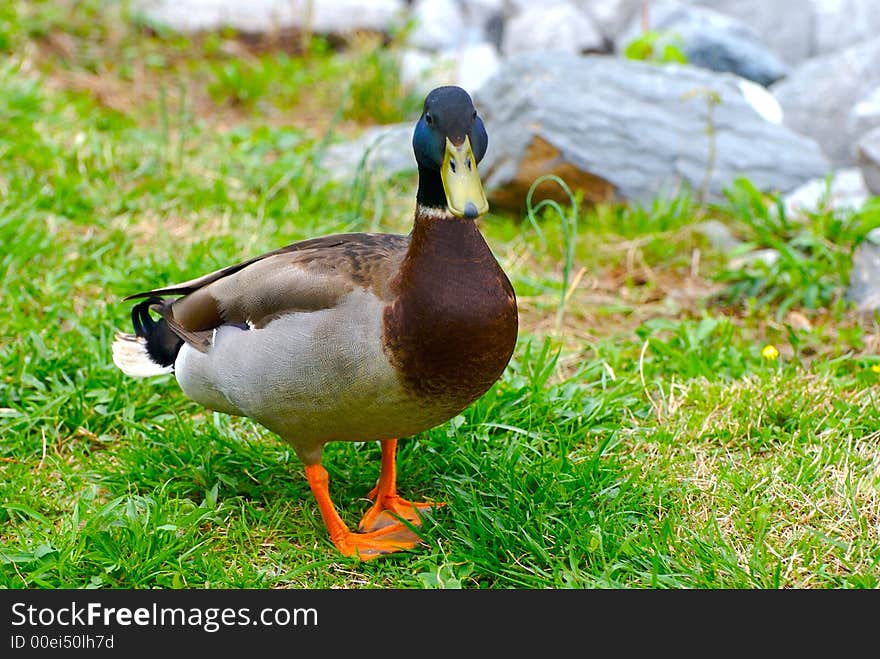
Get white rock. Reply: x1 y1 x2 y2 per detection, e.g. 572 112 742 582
400 42 500 97
502 2 604 56
738 80 783 125
811 0 880 57
407 0 468 51
133 0 406 34
782 168 870 218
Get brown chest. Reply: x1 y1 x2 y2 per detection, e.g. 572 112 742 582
382 221 518 409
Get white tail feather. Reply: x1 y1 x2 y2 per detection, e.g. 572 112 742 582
112 333 173 377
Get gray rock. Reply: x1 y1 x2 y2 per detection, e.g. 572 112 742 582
502 2 605 56
474 52 829 209
617 2 790 86
856 128 880 195
846 228 880 313
812 0 880 57
132 0 406 34
772 37 880 166
321 123 415 182
782 168 870 219
690 0 814 66
579 0 642 43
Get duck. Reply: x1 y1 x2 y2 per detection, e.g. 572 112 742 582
112 86 518 560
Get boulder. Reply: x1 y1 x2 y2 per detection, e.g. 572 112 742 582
772 37 880 166
856 128 880 195
474 52 829 210
502 2 605 56
132 0 406 35
690 0 813 66
811 0 880 57
617 1 790 86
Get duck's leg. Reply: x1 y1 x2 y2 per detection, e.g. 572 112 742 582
304 463 421 560
358 438 445 533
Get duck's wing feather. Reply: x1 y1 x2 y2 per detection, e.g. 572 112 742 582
124 232 409 351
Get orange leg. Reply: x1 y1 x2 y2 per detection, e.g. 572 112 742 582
358 439 445 533
304 463 421 560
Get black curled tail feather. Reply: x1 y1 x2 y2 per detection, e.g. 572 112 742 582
131 297 184 368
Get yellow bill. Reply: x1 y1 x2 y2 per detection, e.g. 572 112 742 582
441 135 489 219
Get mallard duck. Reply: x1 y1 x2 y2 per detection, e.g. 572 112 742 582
112 86 518 560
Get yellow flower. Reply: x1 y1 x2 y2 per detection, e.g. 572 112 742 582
761 344 779 360
871 364 880 374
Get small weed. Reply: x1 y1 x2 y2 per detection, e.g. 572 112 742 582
624 30 688 65
523 175 581 335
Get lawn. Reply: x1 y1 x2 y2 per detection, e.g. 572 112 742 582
1 1 879 589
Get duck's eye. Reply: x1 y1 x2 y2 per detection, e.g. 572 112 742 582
472 110 477 120
425 113 433 126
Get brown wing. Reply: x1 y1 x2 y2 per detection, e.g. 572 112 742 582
125 232 410 351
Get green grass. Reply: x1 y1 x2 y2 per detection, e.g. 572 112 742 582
2 1 880 589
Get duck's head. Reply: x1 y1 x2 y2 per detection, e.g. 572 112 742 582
413 86 489 220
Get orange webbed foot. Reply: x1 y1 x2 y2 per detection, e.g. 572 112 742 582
358 489 445 533
304 440 446 561
357 438 446 533
305 462 428 561
332 523 424 561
